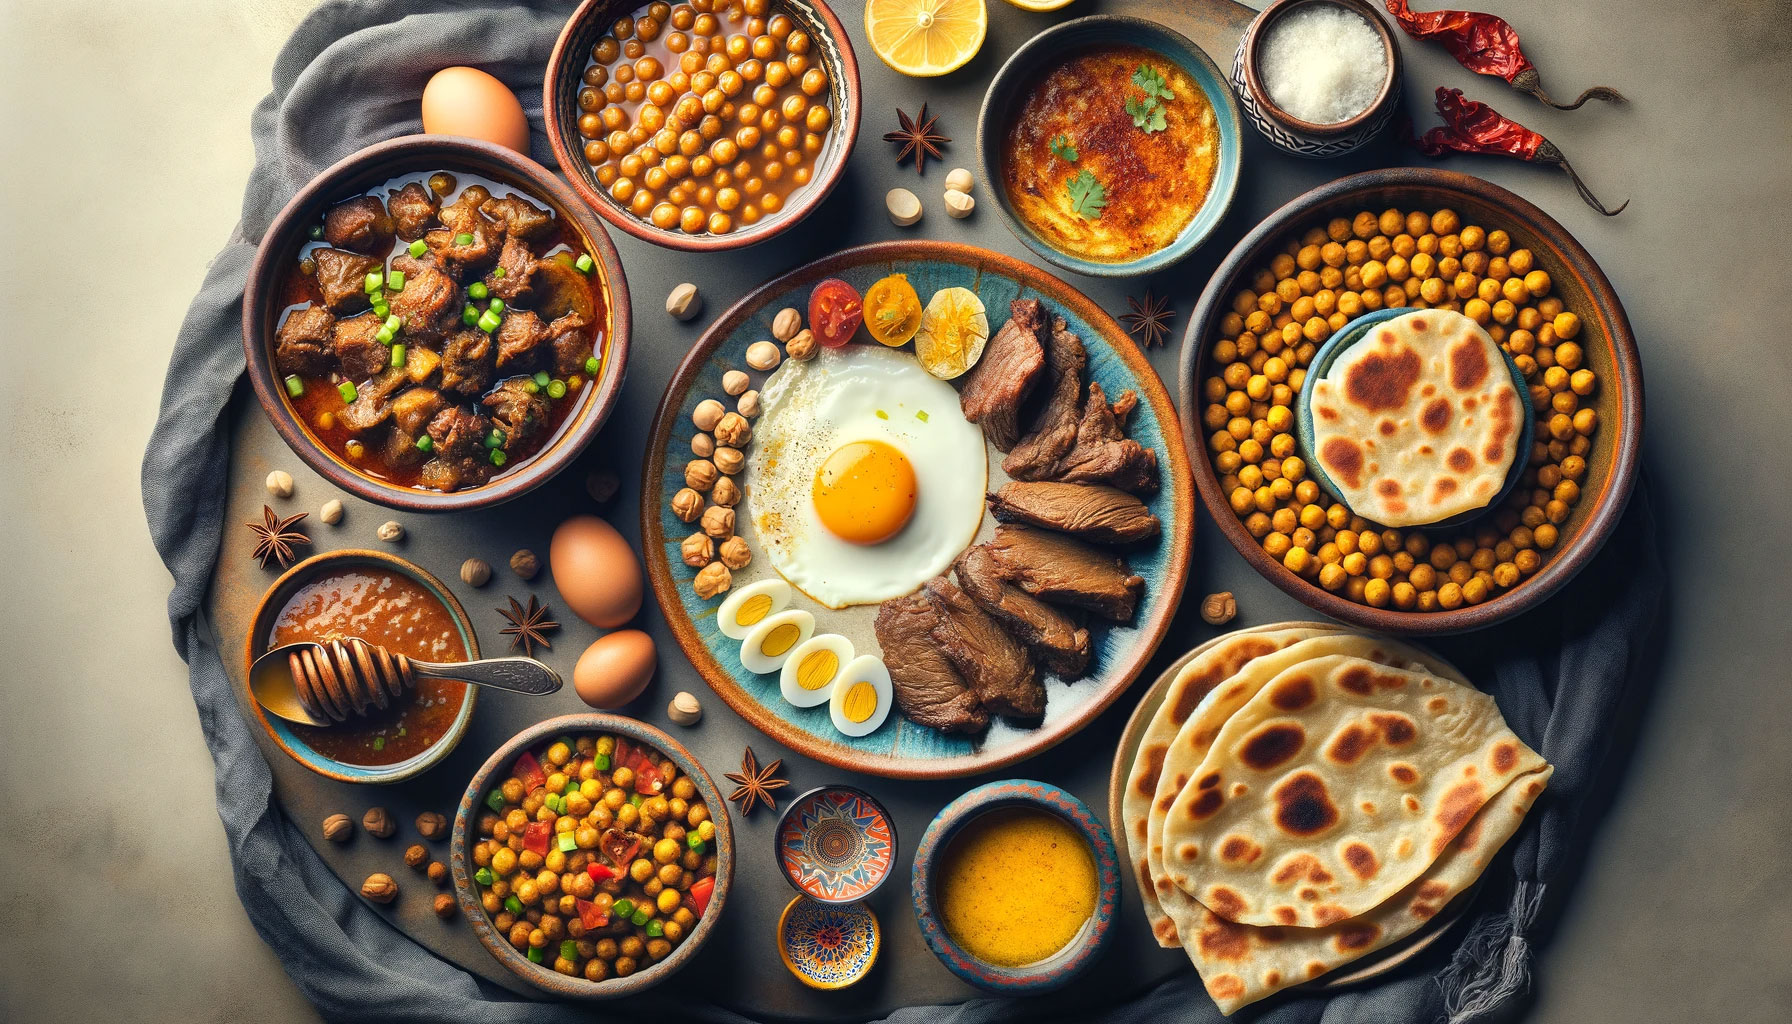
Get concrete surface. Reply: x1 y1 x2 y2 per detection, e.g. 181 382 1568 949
1 1 1788 1022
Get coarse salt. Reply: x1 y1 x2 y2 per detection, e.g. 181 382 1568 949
1259 5 1387 125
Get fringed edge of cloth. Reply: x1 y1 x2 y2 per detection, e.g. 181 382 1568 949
1439 880 1547 1023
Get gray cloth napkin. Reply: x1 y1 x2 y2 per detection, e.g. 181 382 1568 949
141 2 1663 1021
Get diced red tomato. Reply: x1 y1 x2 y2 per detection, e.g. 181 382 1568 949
634 760 664 795
586 862 616 882
613 738 636 772
688 876 715 917
809 278 863 348
575 898 610 930
514 750 548 793
523 820 552 856
600 828 641 869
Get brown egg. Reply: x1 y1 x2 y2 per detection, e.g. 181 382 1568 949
420 67 529 153
550 515 644 627
573 630 656 709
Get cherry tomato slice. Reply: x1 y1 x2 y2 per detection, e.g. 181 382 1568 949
808 278 863 348
513 750 547 793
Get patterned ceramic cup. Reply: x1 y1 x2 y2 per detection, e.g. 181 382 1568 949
774 786 898 903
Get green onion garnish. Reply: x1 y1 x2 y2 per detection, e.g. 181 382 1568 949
390 343 406 368
408 239 426 258
372 736 386 751
490 449 507 467
386 269 405 291
454 232 474 246
463 304 478 325
284 375 304 398
532 370 551 387
338 381 358 403
477 309 501 333
364 271 382 294
484 429 503 449
523 380 540 394
308 224 323 241
384 314 402 334
372 302 389 319
574 253 594 274
415 434 433 453
375 326 394 346
546 379 567 399
584 355 600 375
468 281 489 300
493 267 506 278
489 298 505 314
916 410 929 421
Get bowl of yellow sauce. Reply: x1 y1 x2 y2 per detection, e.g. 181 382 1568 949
912 779 1121 993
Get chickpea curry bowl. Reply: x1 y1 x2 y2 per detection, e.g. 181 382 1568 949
452 715 733 998
545 0 861 252
244 135 631 512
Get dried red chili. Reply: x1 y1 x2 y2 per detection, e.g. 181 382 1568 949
1385 1 1625 110
1415 88 1627 216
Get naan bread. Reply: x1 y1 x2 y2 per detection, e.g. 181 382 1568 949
1145 634 1469 949
1123 627 1337 946
1309 310 1521 527
1162 654 1545 929
1191 764 1552 1015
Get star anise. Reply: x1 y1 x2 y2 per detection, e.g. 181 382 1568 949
1121 290 1175 349
496 595 558 657
883 104 949 174
724 746 789 817
247 505 310 569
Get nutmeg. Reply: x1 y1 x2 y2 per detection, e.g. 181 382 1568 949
684 458 718 492
415 811 448 841
405 843 429 870
736 390 761 418
459 558 492 588
376 520 405 543
681 532 715 568
666 282 701 321
322 813 354 842
700 505 735 540
668 690 702 726
693 561 732 599
432 892 458 919
713 412 752 447
693 398 726 432
427 861 449 888
785 329 817 361
362 807 396 839
361 873 399 904
710 476 742 507
319 498 344 525
1201 592 1238 626
671 488 705 523
944 166 976 194
266 469 295 499
690 432 716 458
722 369 751 396
718 535 751 570
745 340 782 371
772 307 803 341
509 549 540 580
712 446 744 476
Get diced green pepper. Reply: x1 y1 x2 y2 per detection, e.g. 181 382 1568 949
575 253 594 274
630 908 650 927
337 381 358 404
612 899 635 918
485 788 506 812
474 867 494 886
560 939 578 962
415 434 434 453
505 894 525 915
468 281 489 300
645 919 664 938
556 831 578 853
686 833 706 853
629 793 643 807
593 753 611 771
284 375 304 398
525 945 544 964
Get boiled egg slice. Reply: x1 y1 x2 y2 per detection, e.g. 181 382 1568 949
717 579 791 640
829 655 892 737
739 609 815 675
780 634 855 708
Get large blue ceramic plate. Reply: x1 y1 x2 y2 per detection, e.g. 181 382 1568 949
642 241 1193 779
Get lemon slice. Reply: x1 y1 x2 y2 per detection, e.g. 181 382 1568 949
914 287 989 379
865 0 988 78
1001 0 1077 10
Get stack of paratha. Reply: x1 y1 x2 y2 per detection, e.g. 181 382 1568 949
1121 625 1552 1014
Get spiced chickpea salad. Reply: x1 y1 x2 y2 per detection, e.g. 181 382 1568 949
573 0 835 237
1199 206 1601 613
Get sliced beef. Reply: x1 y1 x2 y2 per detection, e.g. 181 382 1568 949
481 194 555 241
331 312 389 382
1045 382 1160 493
954 546 1090 679
312 248 382 313
322 195 394 253
419 406 495 492
391 387 447 436
925 578 1044 722
494 310 550 372
439 185 493 232
484 235 538 303
441 329 495 397
401 344 441 386
337 368 410 433
1004 315 1088 478
274 305 336 376
528 258 598 323
549 313 594 377
386 255 459 339
387 182 439 240
984 523 1145 622
958 299 1046 451
483 376 551 448
987 481 1160 544
424 189 507 277
872 594 990 735
378 426 430 472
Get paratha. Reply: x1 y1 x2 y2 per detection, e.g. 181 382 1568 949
1308 309 1521 527
1162 655 1545 928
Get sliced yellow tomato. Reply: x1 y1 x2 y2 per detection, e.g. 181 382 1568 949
863 273 924 346
864 0 988 78
914 287 989 379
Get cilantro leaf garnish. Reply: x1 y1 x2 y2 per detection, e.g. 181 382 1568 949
1067 170 1106 219
1127 64 1175 134
1049 134 1078 162
1132 64 1174 102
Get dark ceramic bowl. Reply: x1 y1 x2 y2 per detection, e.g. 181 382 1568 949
773 786 897 904
1180 168 1644 634
242 135 632 513
1233 0 1401 159
911 779 1121 994
450 714 733 999
241 549 478 785
1294 306 1536 531
544 0 861 252
977 15 1243 278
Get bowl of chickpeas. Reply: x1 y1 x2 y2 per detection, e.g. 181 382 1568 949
545 0 860 251
1179 167 1643 634
452 714 732 997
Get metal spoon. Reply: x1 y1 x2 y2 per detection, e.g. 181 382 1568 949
249 637 561 728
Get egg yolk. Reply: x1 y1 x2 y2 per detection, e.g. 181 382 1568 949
759 622 803 659
793 649 840 691
839 681 880 723
734 593 775 629
811 440 917 545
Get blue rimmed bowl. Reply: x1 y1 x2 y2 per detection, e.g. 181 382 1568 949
775 786 898 904
241 549 478 784
1295 307 1537 531
911 779 1121 994
976 15 1243 278
777 896 881 990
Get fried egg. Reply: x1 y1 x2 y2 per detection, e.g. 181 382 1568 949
717 579 791 640
747 344 987 608
779 633 854 708
829 655 892 737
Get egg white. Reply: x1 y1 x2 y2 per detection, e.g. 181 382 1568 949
739 609 814 675
746 345 987 609
829 655 892 737
779 633 854 708
717 578 791 640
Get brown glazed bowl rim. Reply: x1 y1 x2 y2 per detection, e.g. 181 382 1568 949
450 713 734 999
241 134 632 513
543 0 862 252
1178 168 1644 635
1240 0 1401 137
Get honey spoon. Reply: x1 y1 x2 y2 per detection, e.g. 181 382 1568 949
250 636 561 728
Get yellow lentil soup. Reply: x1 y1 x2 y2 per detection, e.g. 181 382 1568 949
937 808 1097 968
